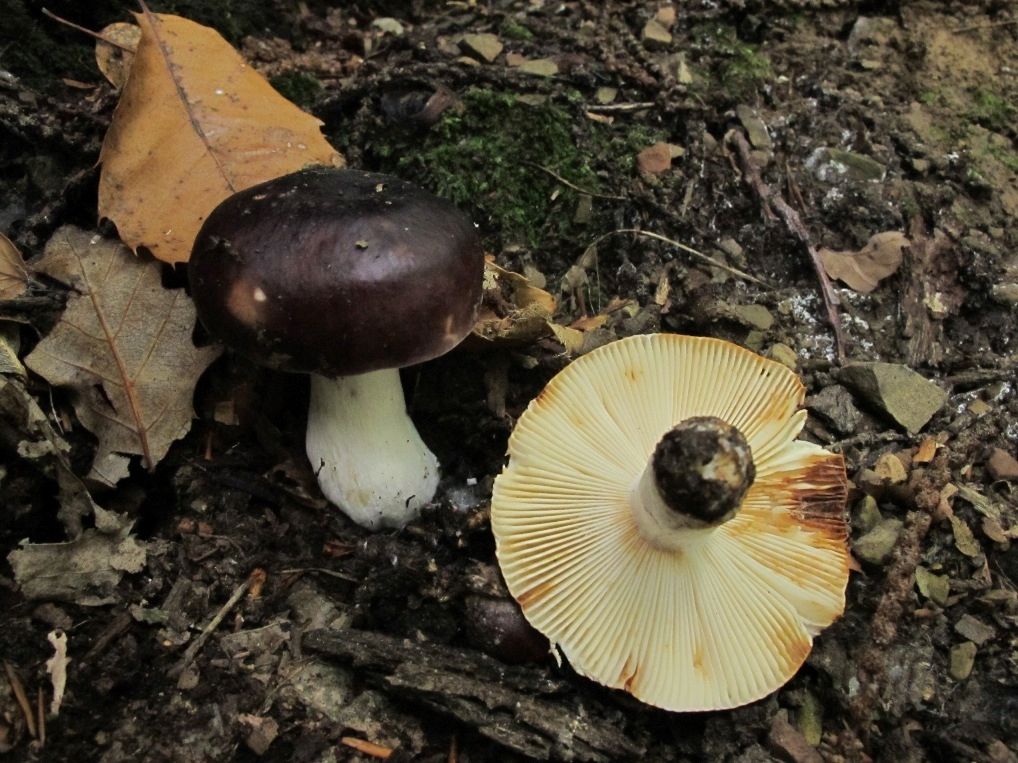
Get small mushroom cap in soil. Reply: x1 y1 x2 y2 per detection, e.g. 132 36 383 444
491 333 850 712
189 167 484 376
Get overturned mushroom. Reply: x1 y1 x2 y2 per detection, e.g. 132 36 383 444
491 333 849 711
190 167 484 529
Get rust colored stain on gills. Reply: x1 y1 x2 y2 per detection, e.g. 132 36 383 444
517 580 556 609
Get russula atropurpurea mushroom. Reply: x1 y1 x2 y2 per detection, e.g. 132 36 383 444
491 333 850 711
189 167 484 529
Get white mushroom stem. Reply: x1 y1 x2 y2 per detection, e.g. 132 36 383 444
630 463 718 551
306 369 440 530
630 417 755 551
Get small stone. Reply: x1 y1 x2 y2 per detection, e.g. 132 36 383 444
516 58 558 77
855 468 885 495
807 384 863 436
655 5 676 28
987 448 1018 481
949 641 977 680
954 614 996 645
766 343 798 371
240 715 279 756
595 86 617 104
637 142 673 174
371 17 404 35
968 398 992 416
459 33 503 63
825 148 886 182
797 690 823 746
873 453 908 484
717 237 745 263
737 105 772 152
839 362 948 434
730 304 774 331
642 19 673 48
853 495 882 533
853 518 903 565
915 566 950 605
768 712 823 763
672 53 693 84
991 283 1018 304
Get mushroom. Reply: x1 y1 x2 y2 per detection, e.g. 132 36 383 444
189 167 484 529
491 333 849 711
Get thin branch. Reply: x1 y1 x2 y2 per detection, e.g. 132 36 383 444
3 661 37 738
522 161 627 201
168 572 255 678
583 228 771 286
41 8 137 53
953 18 1017 33
725 128 846 362
584 102 656 113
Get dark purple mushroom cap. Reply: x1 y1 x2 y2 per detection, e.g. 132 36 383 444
189 167 484 376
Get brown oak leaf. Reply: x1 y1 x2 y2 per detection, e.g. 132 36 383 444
24 227 220 484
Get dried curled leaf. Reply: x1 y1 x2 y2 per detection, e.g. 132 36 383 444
98 10 344 264
0 374 100 535
819 231 907 294
471 260 557 346
24 227 220 483
7 507 146 606
95 22 141 90
0 232 29 300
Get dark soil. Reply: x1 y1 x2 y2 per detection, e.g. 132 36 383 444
2 1 1017 761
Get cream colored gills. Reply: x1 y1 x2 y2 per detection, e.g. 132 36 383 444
492 333 849 712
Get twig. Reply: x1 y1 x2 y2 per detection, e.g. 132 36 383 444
3 661 37 738
340 737 394 759
522 161 627 201
583 228 770 286
168 572 254 678
725 128 846 362
41 8 137 53
584 101 655 113
953 18 1017 33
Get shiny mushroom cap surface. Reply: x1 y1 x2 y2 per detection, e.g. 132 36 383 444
189 167 484 376
491 333 850 712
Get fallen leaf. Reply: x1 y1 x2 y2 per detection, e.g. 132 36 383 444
636 142 673 175
98 10 344 264
0 232 29 300
0 324 26 377
95 22 141 89
0 375 100 535
24 227 221 482
8 507 147 605
949 514 982 558
45 630 70 716
470 260 557 346
819 231 907 294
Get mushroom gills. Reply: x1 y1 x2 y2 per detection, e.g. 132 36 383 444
306 369 440 530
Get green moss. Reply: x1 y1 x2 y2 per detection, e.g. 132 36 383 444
967 88 1015 134
269 71 323 110
690 23 772 101
373 88 664 246
500 18 534 42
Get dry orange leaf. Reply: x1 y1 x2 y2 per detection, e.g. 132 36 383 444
95 22 141 90
0 232 29 300
98 10 344 264
24 227 221 484
819 231 908 294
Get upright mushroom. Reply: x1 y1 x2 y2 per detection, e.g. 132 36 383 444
190 167 484 529
492 333 849 711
